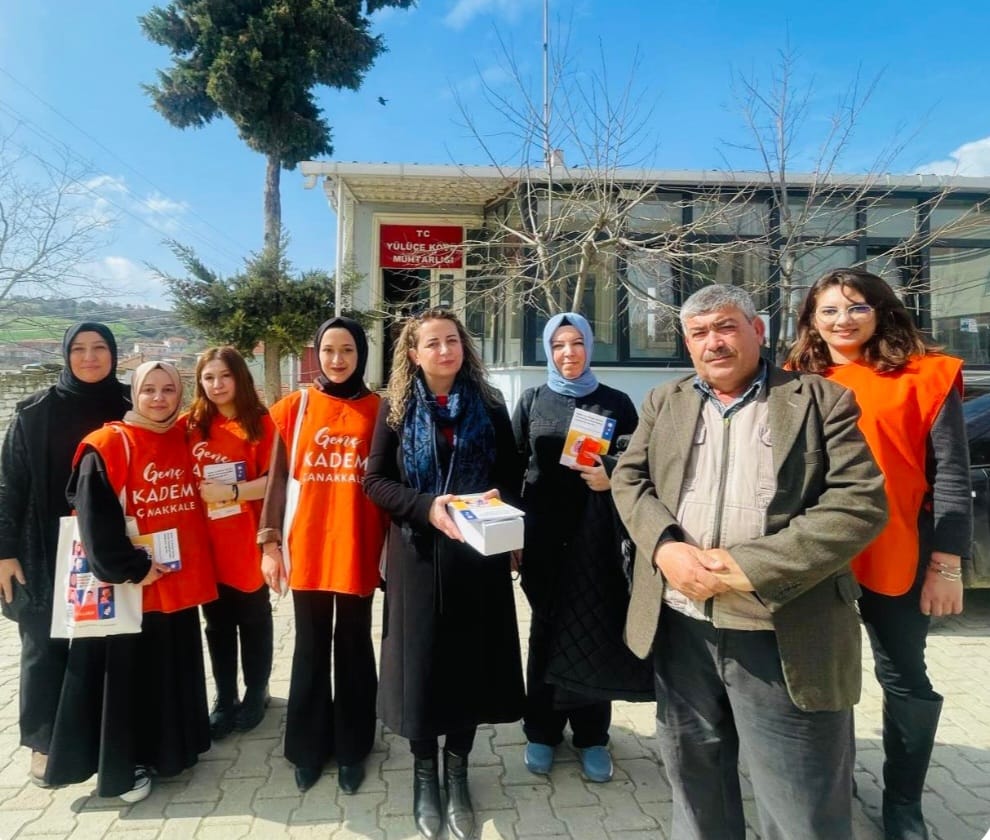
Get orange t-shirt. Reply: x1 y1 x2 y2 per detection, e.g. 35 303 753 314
185 412 277 592
76 422 218 613
825 354 963 595
268 388 388 597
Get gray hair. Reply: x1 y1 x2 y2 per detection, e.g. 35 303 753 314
679 284 757 327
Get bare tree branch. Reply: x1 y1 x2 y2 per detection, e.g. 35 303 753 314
0 130 116 328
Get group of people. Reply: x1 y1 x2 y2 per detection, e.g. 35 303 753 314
0 266 971 840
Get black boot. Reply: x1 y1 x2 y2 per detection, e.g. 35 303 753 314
204 618 239 740
236 615 274 732
881 693 943 840
413 756 442 839
443 749 475 840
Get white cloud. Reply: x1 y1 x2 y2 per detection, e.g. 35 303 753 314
443 0 537 30
144 192 189 218
916 136 990 177
83 174 189 223
79 255 170 307
94 255 146 284
445 61 513 100
83 174 128 194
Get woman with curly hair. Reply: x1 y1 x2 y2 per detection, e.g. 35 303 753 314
364 308 524 840
788 268 972 840
185 347 277 739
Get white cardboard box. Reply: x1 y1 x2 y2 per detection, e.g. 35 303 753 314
447 494 525 556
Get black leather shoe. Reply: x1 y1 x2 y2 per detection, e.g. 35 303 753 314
413 756 443 839
443 749 475 840
294 765 321 792
338 763 365 795
209 699 239 741
235 685 270 732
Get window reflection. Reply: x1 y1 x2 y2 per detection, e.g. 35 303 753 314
931 247 990 365
626 253 679 358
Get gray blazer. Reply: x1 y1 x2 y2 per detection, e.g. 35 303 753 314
612 366 887 712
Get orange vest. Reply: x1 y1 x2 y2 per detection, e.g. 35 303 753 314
185 412 277 592
825 354 963 595
268 388 388 597
76 423 218 613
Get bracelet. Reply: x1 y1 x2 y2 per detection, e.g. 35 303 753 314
231 483 239 502
928 559 962 582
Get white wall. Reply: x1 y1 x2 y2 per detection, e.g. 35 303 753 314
488 366 689 414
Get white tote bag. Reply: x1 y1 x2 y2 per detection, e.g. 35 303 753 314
279 387 308 590
50 515 144 639
51 425 143 639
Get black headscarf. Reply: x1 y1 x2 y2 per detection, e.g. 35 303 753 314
55 321 127 403
48 322 130 521
314 316 370 399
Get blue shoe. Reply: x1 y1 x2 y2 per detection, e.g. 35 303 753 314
524 742 554 775
580 746 613 783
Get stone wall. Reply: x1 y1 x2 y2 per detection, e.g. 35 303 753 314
0 371 60 438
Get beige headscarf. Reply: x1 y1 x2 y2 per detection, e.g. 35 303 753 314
124 361 183 433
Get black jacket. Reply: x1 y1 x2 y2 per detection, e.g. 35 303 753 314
513 383 654 701
0 385 129 620
1 389 68 619
364 397 526 740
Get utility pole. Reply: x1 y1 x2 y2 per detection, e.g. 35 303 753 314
542 0 550 167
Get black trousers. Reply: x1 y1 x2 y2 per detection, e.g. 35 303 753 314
523 609 610 749
859 573 943 805
201 582 273 704
18 610 69 753
284 590 377 769
653 609 853 840
858 577 935 701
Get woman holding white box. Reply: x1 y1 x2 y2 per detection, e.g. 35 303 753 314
186 346 277 739
365 308 524 840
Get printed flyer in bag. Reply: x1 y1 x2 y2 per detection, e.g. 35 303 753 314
202 460 247 519
64 539 118 623
559 408 617 468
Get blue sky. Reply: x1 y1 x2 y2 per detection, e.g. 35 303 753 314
1 0 989 310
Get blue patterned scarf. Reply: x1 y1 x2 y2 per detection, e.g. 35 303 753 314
401 374 495 495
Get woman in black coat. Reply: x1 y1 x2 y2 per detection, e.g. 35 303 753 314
364 308 524 840
0 323 129 786
513 312 652 784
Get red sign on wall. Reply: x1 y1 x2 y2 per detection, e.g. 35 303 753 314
379 224 463 269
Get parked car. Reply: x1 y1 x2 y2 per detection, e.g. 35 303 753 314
964 393 990 588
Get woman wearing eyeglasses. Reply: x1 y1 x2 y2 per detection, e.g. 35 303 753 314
788 268 972 840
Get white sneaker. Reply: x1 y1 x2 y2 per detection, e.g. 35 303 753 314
119 766 151 803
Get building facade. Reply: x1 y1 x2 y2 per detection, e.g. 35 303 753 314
300 162 990 408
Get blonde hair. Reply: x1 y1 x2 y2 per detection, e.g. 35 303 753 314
385 308 501 429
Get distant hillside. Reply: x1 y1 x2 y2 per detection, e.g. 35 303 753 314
0 298 199 348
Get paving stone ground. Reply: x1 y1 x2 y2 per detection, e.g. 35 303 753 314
2 584 989 840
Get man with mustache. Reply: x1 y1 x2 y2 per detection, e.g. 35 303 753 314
612 284 888 840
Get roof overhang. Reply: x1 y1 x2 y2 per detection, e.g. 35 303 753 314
299 161 990 212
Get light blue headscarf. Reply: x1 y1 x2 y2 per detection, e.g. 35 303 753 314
543 312 600 398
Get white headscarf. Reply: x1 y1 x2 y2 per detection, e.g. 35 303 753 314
123 361 183 433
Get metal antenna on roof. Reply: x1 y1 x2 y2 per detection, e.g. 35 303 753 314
542 0 550 169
